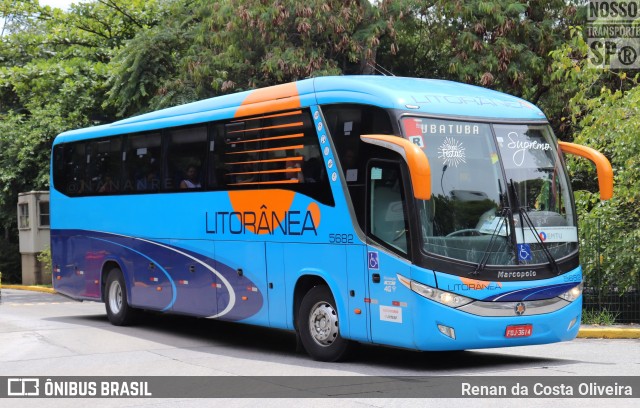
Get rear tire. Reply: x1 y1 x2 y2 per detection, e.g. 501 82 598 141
105 267 138 326
297 285 351 362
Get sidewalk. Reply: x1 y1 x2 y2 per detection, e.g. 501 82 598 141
2 284 640 339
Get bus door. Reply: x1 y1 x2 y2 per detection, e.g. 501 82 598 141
366 160 415 348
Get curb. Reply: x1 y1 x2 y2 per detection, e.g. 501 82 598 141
577 327 640 339
2 285 640 338
1 284 56 294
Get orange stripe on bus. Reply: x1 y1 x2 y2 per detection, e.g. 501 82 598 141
226 157 303 166
230 110 303 123
225 145 304 155
226 133 304 144
234 83 301 118
227 122 303 134
226 168 301 176
228 180 300 186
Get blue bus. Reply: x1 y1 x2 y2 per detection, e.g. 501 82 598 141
50 76 613 361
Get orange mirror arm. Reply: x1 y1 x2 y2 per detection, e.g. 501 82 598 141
361 134 431 200
559 141 614 200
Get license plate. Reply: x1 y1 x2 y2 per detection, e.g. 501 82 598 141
505 324 533 338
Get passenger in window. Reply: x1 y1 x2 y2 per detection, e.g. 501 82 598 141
285 158 304 182
180 165 202 189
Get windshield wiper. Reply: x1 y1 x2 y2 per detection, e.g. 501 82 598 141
471 180 513 275
471 207 510 276
508 180 560 275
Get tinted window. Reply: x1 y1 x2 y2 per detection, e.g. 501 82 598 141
166 126 207 190
54 142 90 196
369 162 409 255
322 104 394 228
212 110 333 206
322 104 393 185
52 110 333 206
88 138 123 194
124 132 161 192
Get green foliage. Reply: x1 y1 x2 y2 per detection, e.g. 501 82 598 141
0 0 160 233
104 0 405 116
37 246 51 277
570 85 640 291
378 1 584 110
549 27 640 292
582 308 619 326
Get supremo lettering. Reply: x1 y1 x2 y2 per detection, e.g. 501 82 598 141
206 208 317 236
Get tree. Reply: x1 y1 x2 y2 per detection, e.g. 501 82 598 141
0 1 161 281
549 29 640 291
378 0 587 138
104 0 406 116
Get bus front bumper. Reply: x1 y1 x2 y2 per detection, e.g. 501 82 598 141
411 295 582 351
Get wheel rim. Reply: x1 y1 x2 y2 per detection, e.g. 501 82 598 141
108 280 123 314
308 301 339 347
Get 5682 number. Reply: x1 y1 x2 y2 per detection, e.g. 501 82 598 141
329 234 354 244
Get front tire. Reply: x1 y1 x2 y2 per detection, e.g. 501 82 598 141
297 285 351 362
105 267 138 326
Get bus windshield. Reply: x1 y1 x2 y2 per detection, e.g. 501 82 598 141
401 117 577 266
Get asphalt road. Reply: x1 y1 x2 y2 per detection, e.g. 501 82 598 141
1 289 638 407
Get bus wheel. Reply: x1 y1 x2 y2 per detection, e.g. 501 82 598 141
105 267 137 326
297 285 351 362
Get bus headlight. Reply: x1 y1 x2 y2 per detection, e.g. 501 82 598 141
408 280 473 308
559 282 583 302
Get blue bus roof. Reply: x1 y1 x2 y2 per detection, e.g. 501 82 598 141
54 76 547 144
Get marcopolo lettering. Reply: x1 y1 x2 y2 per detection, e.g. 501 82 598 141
497 270 537 279
206 206 318 236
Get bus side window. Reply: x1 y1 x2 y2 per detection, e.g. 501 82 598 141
323 104 394 230
89 138 123 195
52 145 66 193
207 124 224 189
211 109 334 206
62 142 89 196
124 132 161 193
368 162 409 255
165 125 207 191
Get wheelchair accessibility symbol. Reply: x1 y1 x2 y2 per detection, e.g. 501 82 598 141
517 244 532 261
368 251 379 270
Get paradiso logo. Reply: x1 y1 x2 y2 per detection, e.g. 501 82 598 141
205 190 321 236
